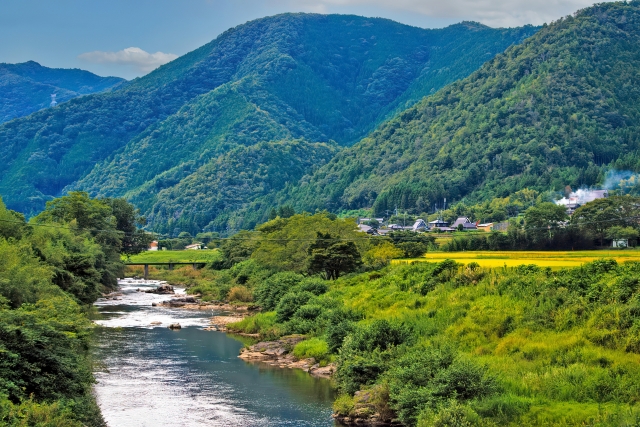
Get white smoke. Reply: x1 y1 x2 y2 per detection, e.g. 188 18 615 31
555 188 608 206
604 170 640 193
555 170 640 206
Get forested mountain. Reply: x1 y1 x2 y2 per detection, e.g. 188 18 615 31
0 61 124 123
284 2 640 216
0 13 537 234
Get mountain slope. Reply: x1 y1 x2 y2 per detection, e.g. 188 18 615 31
0 61 124 123
283 2 640 215
0 14 537 232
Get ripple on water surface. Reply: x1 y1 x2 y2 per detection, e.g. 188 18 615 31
93 280 337 427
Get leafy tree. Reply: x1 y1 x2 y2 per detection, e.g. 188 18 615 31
572 196 640 246
277 205 296 219
364 241 404 268
523 203 567 245
307 232 362 280
103 197 152 256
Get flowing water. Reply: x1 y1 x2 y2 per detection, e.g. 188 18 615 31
93 280 338 426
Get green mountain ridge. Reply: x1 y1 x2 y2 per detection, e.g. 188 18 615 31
0 61 124 124
279 2 640 216
0 13 536 233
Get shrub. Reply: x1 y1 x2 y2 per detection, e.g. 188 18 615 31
327 320 355 352
227 286 253 302
254 272 304 310
276 291 314 322
227 312 278 335
418 400 482 427
293 338 329 362
333 394 355 416
387 346 497 425
299 278 329 296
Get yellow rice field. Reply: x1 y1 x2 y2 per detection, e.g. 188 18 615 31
391 250 640 268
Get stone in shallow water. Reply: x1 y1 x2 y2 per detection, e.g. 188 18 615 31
168 323 182 330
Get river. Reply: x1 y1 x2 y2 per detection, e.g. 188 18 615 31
92 279 338 426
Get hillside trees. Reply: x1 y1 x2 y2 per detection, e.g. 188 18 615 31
285 2 640 216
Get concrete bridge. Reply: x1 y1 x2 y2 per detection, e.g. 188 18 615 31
124 262 208 279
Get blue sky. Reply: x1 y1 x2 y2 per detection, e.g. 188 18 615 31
0 0 606 80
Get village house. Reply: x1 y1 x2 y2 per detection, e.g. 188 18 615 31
452 217 477 230
412 219 428 232
148 240 158 251
185 242 204 250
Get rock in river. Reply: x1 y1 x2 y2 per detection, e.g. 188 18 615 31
145 284 175 294
168 323 182 330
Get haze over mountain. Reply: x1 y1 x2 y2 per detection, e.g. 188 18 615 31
279 2 640 217
0 13 537 234
0 61 124 124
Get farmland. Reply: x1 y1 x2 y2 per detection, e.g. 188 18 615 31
123 249 221 264
392 250 640 268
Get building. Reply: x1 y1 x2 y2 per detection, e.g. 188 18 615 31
148 241 158 251
428 219 448 228
612 239 629 248
185 243 203 250
358 224 373 233
412 219 428 232
452 217 477 230
477 223 494 232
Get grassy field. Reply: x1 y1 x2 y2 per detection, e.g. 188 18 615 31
392 249 640 268
123 249 221 264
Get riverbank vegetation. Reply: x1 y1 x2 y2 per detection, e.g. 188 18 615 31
0 192 147 426
136 209 640 426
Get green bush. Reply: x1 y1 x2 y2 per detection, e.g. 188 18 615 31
299 278 329 296
293 338 330 362
387 346 497 425
275 291 314 322
254 272 304 311
228 312 278 335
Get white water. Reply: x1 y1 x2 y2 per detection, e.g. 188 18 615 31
92 279 337 427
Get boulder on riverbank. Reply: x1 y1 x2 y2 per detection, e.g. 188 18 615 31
238 336 336 378
160 296 198 307
144 284 174 294
332 387 401 426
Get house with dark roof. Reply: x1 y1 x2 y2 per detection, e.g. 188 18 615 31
428 219 448 228
452 217 477 230
412 219 428 232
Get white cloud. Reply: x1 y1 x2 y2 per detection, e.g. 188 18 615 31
288 0 611 27
78 47 178 73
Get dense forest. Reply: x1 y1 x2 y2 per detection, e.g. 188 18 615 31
0 14 537 232
0 61 124 124
283 2 640 217
0 192 148 426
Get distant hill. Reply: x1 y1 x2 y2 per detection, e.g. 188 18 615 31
281 2 640 216
0 61 124 123
0 13 537 234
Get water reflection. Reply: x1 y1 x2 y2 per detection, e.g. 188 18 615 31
93 281 337 426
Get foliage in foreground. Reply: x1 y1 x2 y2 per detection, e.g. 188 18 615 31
230 257 640 426
0 193 141 426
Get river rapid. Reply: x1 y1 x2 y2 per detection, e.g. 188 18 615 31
92 279 338 426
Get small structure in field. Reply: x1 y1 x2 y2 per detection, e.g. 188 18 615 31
612 239 629 248
148 241 159 251
477 223 494 232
